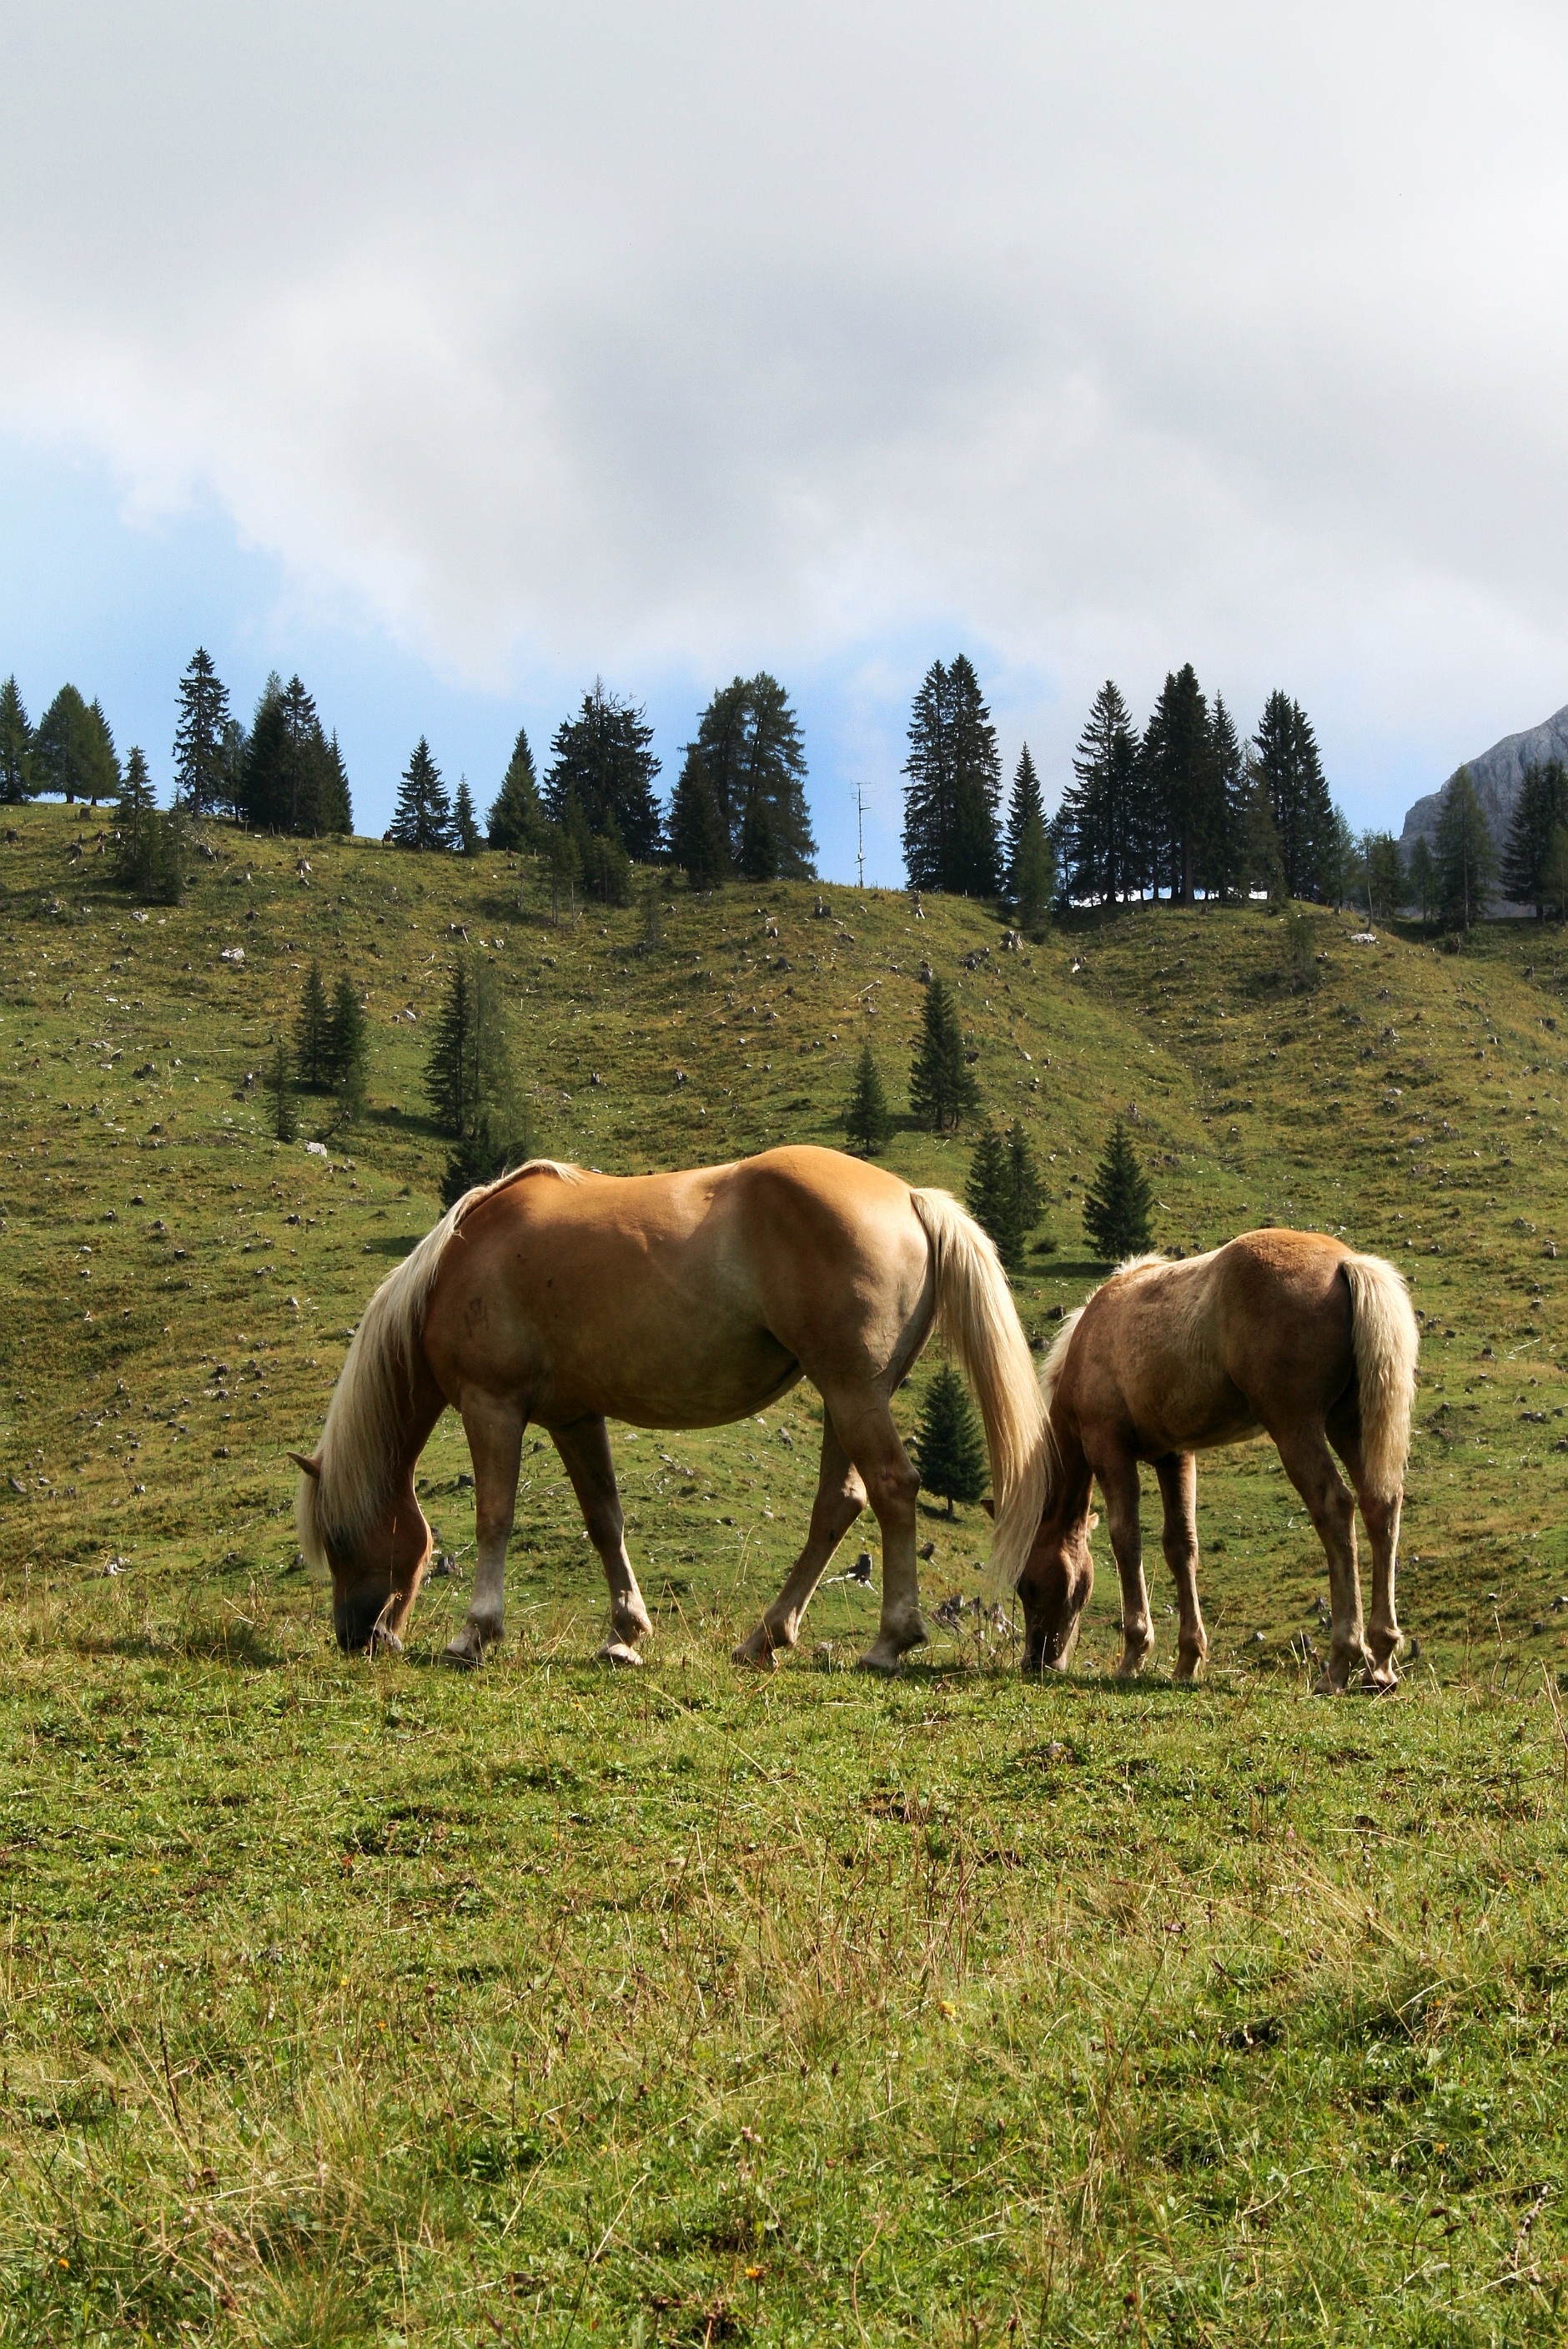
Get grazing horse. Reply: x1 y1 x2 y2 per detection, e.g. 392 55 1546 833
292 1148 1043 1672
1013 1230 1419 1691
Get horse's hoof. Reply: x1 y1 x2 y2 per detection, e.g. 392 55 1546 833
367 1627 403 1657
443 1634 485 1669
1360 1666 1400 1697
598 1640 643 1668
731 1628 780 1669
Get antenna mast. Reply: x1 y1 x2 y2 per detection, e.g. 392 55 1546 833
854 782 866 891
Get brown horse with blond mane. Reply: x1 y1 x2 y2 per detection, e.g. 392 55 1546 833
292 1147 1043 1672
1011 1229 1419 1691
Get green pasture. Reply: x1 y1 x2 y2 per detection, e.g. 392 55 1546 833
3 806 1568 2342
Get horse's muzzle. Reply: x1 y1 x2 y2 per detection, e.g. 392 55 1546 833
334 1587 396 1653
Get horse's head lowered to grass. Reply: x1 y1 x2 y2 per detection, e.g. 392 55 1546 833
292 1446 433 1652
1015 1505 1098 1669
290 1207 457 1653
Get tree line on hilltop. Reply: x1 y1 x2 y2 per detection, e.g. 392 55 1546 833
5 644 1561 927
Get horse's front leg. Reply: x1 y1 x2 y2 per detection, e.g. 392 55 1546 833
444 1398 525 1668
551 1416 654 1666
1100 1448 1154 1676
1154 1451 1208 1679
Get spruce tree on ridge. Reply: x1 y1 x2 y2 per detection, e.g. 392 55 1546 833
909 974 979 1132
0 677 33 802
1083 1121 1154 1262
389 737 453 851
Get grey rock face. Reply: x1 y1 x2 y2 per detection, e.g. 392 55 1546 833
1400 701 1568 853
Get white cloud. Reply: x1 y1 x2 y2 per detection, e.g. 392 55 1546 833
3 0 1566 820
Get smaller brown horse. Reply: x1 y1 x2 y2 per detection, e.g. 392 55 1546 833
1014 1230 1419 1691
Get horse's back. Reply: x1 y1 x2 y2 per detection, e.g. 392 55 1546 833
419 1148 929 1428
1068 1228 1359 1456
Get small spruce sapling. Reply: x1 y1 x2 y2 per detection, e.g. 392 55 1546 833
269 1041 298 1143
915 1365 988 1515
328 975 368 1125
295 960 331 1089
844 1041 893 1154
909 973 979 1133
451 776 482 857
1083 1120 1154 1262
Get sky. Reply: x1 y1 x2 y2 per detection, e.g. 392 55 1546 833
3 1 1565 883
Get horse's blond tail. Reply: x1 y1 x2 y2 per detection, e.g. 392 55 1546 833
1341 1252 1420 1501
911 1188 1047 1591
295 1159 580 1567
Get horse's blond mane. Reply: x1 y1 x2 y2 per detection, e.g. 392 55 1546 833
295 1159 581 1568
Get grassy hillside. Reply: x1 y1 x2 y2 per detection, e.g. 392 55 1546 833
3 803 1568 2343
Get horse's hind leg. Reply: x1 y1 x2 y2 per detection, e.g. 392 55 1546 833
827 1393 924 1675
1100 1447 1154 1676
1329 1418 1404 1691
1273 1422 1372 1692
1155 1451 1208 1679
548 1416 655 1665
733 1416 867 1667
445 1396 526 1667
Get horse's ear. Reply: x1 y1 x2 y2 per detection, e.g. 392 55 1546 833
981 1497 995 1520
289 1451 321 1480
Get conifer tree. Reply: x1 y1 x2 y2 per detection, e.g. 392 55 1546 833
902 656 1001 896
1364 832 1405 922
239 674 349 835
451 776 482 856
964 1123 1013 1262
425 953 517 1143
582 818 632 906
669 746 729 888
844 1041 893 1154
172 647 232 819
1060 680 1140 905
113 747 155 888
1503 759 1568 916
277 677 319 834
0 676 33 802
35 684 116 805
964 1118 1043 1270
1140 664 1220 903
389 736 453 851
738 792 778 883
914 1364 988 1513
1003 744 1044 896
116 743 156 832
1435 764 1496 931
1012 810 1055 933
1006 1119 1043 1240
543 821 581 924
115 769 184 903
268 1040 297 1142
1252 692 1334 900
1083 1120 1154 1262
328 974 369 1124
1406 835 1436 924
543 681 662 861
488 725 543 851
1238 757 1286 901
688 674 815 878
1542 826 1568 922
295 960 332 1089
909 974 979 1132
1209 694 1247 902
